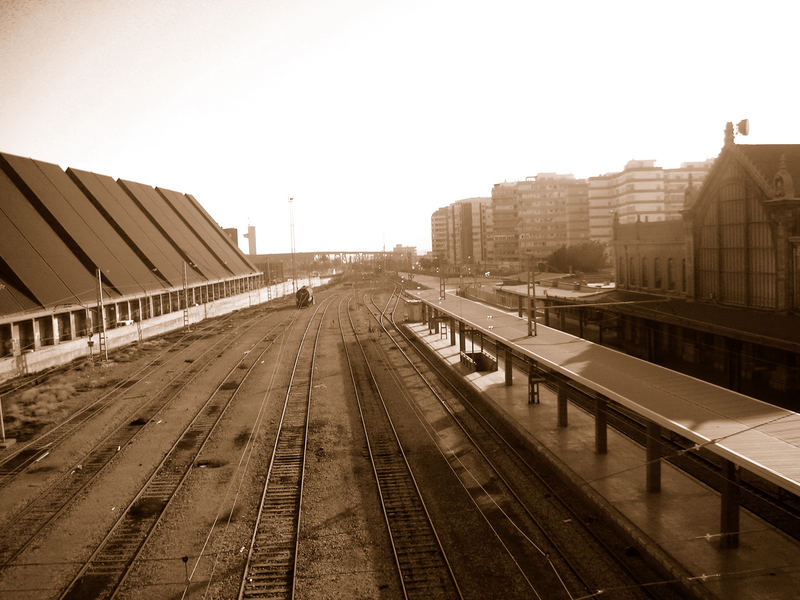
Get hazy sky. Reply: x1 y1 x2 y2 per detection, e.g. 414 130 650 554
1 0 798 254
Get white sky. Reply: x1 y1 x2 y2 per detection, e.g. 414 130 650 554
1 0 798 254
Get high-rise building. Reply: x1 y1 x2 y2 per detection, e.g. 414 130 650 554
589 159 714 247
493 174 589 268
565 177 590 246
518 174 589 263
664 160 715 217
430 206 450 265
430 197 492 269
491 182 520 266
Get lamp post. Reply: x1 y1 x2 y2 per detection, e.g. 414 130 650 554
527 256 537 337
289 197 297 294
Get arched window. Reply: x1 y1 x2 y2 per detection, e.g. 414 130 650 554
681 259 686 292
641 257 648 287
654 257 662 289
667 258 675 290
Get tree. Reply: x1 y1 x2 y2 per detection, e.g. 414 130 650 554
418 256 435 271
546 242 607 273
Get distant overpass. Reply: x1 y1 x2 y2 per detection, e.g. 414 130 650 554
250 251 399 263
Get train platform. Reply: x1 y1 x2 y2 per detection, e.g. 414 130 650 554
403 289 800 600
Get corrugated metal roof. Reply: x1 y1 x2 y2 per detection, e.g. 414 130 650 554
2 153 166 297
0 274 39 316
119 180 229 282
184 193 258 273
36 160 168 293
0 168 102 307
67 169 188 288
1 152 262 320
155 187 236 277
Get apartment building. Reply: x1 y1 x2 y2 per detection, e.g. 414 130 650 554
430 197 493 268
431 206 449 264
491 182 520 266
664 160 715 216
518 174 589 261
492 174 589 268
589 159 714 246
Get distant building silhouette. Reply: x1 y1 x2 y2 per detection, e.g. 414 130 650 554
244 225 257 255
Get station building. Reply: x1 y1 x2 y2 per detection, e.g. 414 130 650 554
0 152 264 382
604 125 800 408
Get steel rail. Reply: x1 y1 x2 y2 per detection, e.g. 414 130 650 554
340 295 462 600
238 297 333 600
0 307 256 485
376 288 694 600
55 312 292 600
0 311 290 574
365 291 583 598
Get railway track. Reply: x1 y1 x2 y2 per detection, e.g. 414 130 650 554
457 284 800 542
368 289 694 599
0 308 264 488
238 298 332 599
340 296 462 600
54 310 295 600
362 293 582 598
0 309 291 575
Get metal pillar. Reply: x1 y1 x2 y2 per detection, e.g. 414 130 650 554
518 295 523 318
720 460 740 548
595 398 608 454
458 321 466 352
527 269 537 337
646 422 662 493
182 262 190 332
95 269 108 362
504 345 513 386
528 362 542 404
450 318 456 346
557 384 568 427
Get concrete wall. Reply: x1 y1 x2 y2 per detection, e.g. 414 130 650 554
0 279 315 384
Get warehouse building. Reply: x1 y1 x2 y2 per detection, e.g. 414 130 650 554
0 152 263 382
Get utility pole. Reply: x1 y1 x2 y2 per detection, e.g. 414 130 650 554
289 197 297 294
527 256 537 337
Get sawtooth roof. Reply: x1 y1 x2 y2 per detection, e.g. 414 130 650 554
0 152 258 319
